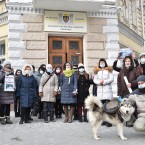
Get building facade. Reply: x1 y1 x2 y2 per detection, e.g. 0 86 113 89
0 0 8 63
0 0 144 96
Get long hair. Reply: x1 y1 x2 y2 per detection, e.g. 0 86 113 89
98 58 108 68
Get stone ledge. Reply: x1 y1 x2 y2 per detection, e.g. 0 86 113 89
26 59 47 68
9 41 25 48
26 23 43 32
88 25 103 33
21 50 47 59
87 34 107 42
88 17 107 25
87 50 108 58
26 41 47 50
22 14 43 23
9 23 25 31
23 32 46 41
87 42 104 50
9 14 21 22
9 51 20 58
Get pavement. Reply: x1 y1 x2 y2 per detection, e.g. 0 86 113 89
0 112 145 145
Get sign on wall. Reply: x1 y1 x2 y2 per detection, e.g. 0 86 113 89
44 11 87 33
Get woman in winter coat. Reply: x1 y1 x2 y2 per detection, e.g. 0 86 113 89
60 62 78 123
32 64 46 119
16 64 37 124
54 66 63 119
14 69 22 117
137 53 145 75
0 61 14 124
93 58 114 127
117 56 139 98
77 63 90 122
39 64 58 123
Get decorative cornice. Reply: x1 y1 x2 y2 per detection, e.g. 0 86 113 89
6 5 44 15
0 12 8 25
87 10 117 18
119 21 144 45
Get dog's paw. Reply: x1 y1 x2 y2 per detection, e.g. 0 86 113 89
94 137 101 140
120 137 127 140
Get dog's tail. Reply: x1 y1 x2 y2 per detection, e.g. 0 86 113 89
85 94 103 111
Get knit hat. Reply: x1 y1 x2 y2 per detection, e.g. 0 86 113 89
46 64 52 69
137 75 145 82
3 60 11 67
78 63 84 68
139 53 145 59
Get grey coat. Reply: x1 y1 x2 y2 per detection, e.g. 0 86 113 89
0 70 14 104
60 72 78 104
39 72 58 102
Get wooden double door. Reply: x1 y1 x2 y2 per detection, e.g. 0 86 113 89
49 36 83 67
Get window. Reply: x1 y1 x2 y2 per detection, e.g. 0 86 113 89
131 0 137 26
0 44 5 56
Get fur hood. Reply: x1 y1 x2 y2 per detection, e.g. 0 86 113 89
94 66 113 74
22 64 33 76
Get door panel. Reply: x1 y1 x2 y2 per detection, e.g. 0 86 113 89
49 37 66 53
49 36 83 67
67 53 82 65
66 38 82 53
49 53 66 67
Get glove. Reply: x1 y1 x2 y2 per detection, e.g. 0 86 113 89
39 92 43 97
118 96 123 102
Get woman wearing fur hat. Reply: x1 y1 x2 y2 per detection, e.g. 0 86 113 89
77 63 90 122
0 61 14 124
117 56 139 99
16 64 37 124
39 64 58 123
60 62 78 123
93 58 114 127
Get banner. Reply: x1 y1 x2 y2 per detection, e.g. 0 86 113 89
4 75 15 92
44 11 87 33
118 48 132 59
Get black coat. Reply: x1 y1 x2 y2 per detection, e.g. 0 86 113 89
77 73 90 104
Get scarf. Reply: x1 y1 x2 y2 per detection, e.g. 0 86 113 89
63 69 75 77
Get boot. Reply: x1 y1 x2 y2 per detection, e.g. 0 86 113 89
79 116 83 122
0 117 6 125
50 111 55 122
68 106 74 123
84 116 88 122
43 111 49 123
5 116 13 124
19 119 24 124
63 106 68 123
25 118 31 123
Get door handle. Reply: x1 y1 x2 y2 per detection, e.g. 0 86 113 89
76 53 81 55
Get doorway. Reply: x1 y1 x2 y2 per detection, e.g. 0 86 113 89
48 36 83 67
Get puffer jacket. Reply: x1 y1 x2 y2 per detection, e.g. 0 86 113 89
16 64 37 107
0 68 14 104
39 72 58 102
93 66 114 100
129 94 145 118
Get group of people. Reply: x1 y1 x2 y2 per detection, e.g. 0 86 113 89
0 52 145 131
0 61 90 125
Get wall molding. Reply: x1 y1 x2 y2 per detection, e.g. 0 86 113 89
87 10 117 18
0 12 8 25
6 5 44 15
119 21 144 45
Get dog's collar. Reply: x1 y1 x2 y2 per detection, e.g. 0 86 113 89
117 111 124 123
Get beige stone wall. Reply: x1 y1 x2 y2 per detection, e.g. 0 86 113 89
21 14 48 68
85 17 108 70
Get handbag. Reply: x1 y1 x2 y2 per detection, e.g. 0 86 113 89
39 75 52 97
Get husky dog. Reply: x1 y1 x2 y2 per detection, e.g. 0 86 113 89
85 95 135 141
